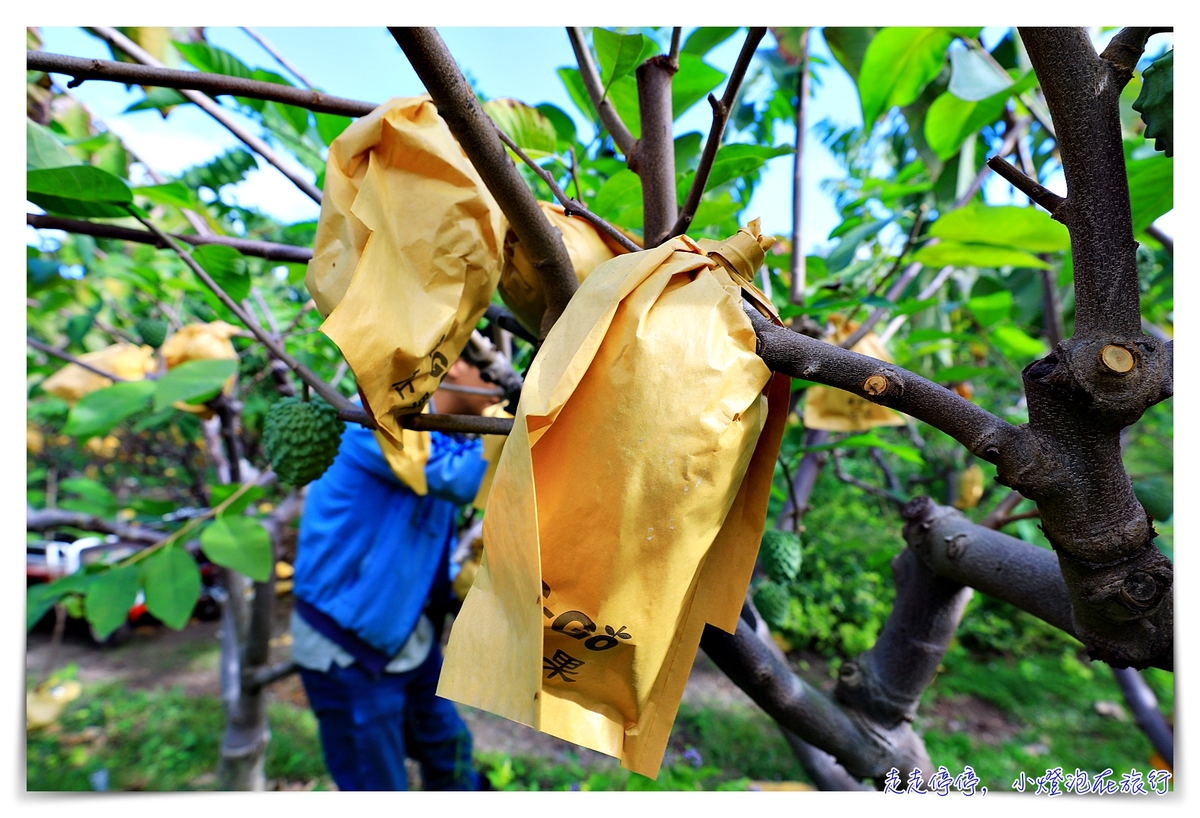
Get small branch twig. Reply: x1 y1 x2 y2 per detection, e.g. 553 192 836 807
669 27 767 239
877 266 957 345
494 129 639 253
400 413 514 436
668 28 682 66
838 262 926 351
87 29 323 203
29 51 375 117
985 155 1065 216
27 336 129 382
26 214 313 263
240 27 314 89
130 210 364 423
980 490 1025 530
789 29 811 306
957 115 1033 208
566 27 637 156
831 450 906 508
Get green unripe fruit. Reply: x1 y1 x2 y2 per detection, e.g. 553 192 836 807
136 318 169 349
753 581 790 629
261 396 344 486
759 529 802 584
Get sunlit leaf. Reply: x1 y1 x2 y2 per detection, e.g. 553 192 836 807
858 28 954 127
593 29 657 97
140 546 201 630
966 290 1014 327
200 516 272 582
672 54 726 120
914 241 1048 269
27 121 80 170
683 27 739 57
1128 155 1173 236
929 203 1069 253
153 358 237 412
484 98 558 159
84 565 140 639
948 47 1011 101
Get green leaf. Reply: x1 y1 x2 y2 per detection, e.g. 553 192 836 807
823 27 878 82
606 74 642 139
483 98 558 159
556 67 599 125
1132 49 1172 157
859 28 954 127
1133 475 1173 522
209 483 266 517
672 54 726 120
84 565 140 639
826 218 891 273
63 380 156 440
914 241 1048 270
948 47 1012 101
200 517 273 582
989 324 1046 359
314 111 353 147
593 29 656 98
925 73 1037 160
134 182 199 210
27 574 93 631
172 40 254 80
65 301 103 349
124 86 189 114
1128 155 1173 236
929 203 1069 253
682 27 739 57
192 244 250 302
678 143 792 202
535 103 577 147
966 290 1014 328
27 121 81 170
140 546 201 630
154 358 236 412
58 477 118 518
27 165 133 205
265 99 311 137
591 169 643 219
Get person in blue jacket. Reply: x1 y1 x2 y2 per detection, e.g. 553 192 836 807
290 357 500 791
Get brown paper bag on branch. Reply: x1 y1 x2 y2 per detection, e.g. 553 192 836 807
41 342 156 404
306 96 506 448
438 225 789 778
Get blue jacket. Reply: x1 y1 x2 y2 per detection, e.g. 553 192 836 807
294 422 487 657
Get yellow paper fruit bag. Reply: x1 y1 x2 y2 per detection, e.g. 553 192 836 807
803 314 907 432
40 342 155 404
438 226 789 778
499 201 635 335
306 96 505 448
161 321 240 417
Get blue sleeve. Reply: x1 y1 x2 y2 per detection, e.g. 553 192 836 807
338 424 408 489
425 432 487 505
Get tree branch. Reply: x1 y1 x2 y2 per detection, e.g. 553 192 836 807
1111 666 1173 768
748 307 1023 466
831 450 905 508
27 506 165 545
29 51 376 117
240 27 315 89
494 129 639 253
566 27 636 156
957 114 1033 208
669 27 767 239
27 213 313 263
129 211 364 424
27 335 130 382
391 27 578 338
399 413 513 436
634 55 679 247
86 29 323 203
788 30 810 306
985 155 1065 216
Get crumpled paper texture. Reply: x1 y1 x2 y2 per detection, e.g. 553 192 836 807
305 96 505 449
499 201 634 335
40 342 155 404
803 314 907 432
438 226 789 778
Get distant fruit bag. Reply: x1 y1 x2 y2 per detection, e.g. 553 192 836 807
802 314 907 432
437 225 789 779
40 342 155 404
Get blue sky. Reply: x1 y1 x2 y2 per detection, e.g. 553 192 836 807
35 26 860 255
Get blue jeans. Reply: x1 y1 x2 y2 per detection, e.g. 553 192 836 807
298 645 479 791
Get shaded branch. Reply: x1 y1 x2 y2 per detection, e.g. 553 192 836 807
985 155 1065 215
27 213 313 263
399 413 513 436
88 28 323 203
830 450 906 509
494 129 639 253
392 27 577 338
29 51 374 117
566 27 636 156
1111 666 1173 768
669 27 767 239
748 307 1023 466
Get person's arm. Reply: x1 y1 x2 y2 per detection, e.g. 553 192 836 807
425 431 488 505
338 423 409 489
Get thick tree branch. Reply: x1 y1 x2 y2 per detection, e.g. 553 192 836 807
27 213 313 263
669 27 767 239
634 55 678 247
566 27 636 156
391 27 577 338
28 51 375 117
494 129 639 253
87 28 323 204
748 307 1024 466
